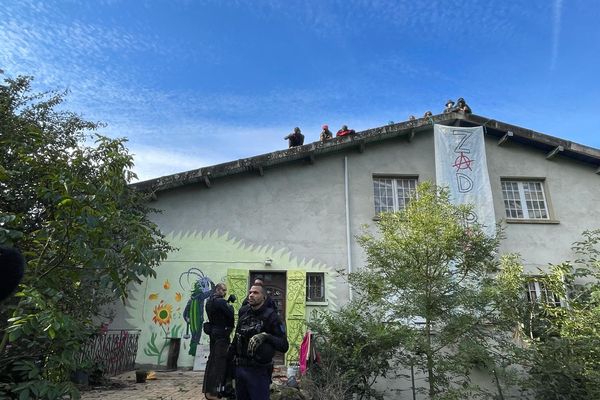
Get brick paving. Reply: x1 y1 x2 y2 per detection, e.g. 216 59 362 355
80 369 209 400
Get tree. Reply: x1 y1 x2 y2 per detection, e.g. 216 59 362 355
352 182 518 399
504 230 600 399
0 76 173 399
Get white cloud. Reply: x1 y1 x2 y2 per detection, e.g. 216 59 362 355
129 145 218 182
551 0 563 71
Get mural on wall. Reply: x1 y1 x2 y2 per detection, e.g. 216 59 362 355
180 268 215 356
142 279 184 365
125 230 338 368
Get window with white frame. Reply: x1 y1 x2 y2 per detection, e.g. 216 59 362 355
373 177 417 214
526 279 562 307
501 180 549 220
306 272 325 302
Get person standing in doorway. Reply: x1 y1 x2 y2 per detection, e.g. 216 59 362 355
241 279 278 311
203 283 235 400
231 285 289 400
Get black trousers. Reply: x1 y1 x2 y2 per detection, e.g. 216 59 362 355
235 365 271 400
202 335 230 394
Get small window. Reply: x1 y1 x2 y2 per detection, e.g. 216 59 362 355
306 273 325 302
373 177 417 214
501 180 549 220
526 279 562 307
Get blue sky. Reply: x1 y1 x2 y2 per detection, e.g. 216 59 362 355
2 0 599 181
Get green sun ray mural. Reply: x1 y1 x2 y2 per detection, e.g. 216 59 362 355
124 230 337 367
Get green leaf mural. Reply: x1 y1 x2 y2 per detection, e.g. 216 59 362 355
142 324 183 365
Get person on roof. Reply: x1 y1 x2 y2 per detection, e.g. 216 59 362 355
443 99 455 114
320 125 333 142
456 98 472 114
284 127 304 148
336 125 355 137
423 111 433 118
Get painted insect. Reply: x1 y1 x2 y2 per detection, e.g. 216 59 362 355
180 267 215 356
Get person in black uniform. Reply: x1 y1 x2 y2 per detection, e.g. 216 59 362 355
203 283 235 400
0 246 25 303
241 278 278 311
231 284 289 400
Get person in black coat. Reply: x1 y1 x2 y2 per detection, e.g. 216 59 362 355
203 283 235 400
0 246 25 303
230 285 289 400
284 127 305 148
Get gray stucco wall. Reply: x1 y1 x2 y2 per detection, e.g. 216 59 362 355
145 127 599 304
110 126 600 371
486 137 600 268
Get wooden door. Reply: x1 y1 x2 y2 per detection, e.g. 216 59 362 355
249 271 286 320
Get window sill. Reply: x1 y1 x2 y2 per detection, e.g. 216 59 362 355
306 300 328 306
505 218 560 225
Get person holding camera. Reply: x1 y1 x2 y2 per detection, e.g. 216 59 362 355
230 284 289 400
203 283 235 400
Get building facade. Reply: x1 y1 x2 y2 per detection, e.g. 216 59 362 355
110 112 600 370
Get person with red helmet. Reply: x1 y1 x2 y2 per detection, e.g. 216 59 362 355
319 124 333 142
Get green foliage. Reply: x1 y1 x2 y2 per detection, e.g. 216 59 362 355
351 182 517 398
0 76 173 398
507 229 600 399
307 301 401 400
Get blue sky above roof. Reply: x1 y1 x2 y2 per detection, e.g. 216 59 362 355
2 0 599 181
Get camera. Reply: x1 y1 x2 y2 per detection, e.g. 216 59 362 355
238 320 263 338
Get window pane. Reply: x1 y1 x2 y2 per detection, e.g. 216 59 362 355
373 177 417 213
373 179 394 213
502 180 548 219
502 181 523 218
306 273 324 301
526 279 562 307
523 182 548 219
526 281 538 302
396 179 416 211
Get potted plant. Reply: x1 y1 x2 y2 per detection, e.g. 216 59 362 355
70 360 93 386
135 369 148 383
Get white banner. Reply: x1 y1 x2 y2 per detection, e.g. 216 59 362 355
434 125 496 236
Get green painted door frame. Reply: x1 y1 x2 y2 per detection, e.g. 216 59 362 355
227 268 306 365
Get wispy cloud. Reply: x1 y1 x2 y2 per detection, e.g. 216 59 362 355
3 0 591 181
550 0 563 71
248 0 529 43
128 145 218 182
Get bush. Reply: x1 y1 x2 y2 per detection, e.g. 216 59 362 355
306 301 401 400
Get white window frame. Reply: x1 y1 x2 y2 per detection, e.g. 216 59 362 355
501 179 550 220
373 176 417 214
306 272 325 303
526 279 563 307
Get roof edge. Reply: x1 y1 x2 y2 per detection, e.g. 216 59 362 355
131 113 600 193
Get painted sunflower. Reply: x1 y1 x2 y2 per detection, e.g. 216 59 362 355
152 301 173 326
